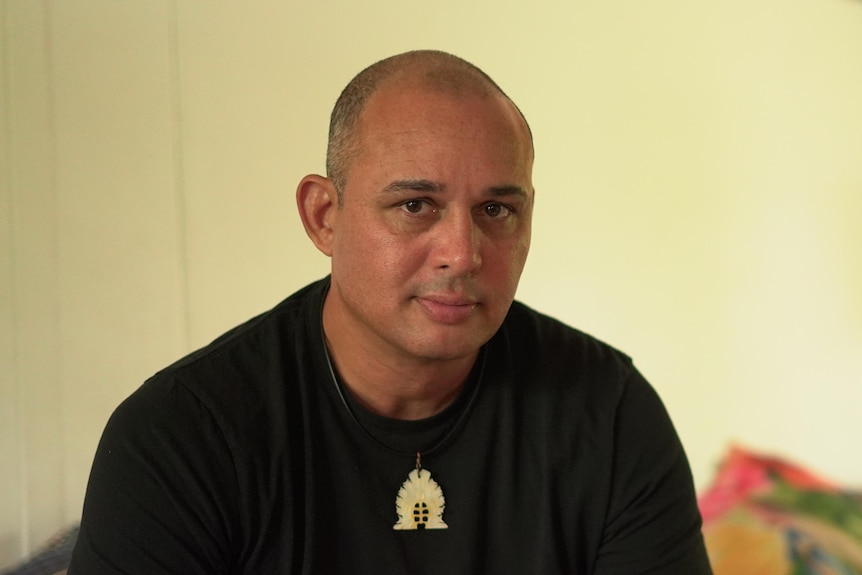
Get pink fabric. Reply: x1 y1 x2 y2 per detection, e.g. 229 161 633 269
699 446 862 575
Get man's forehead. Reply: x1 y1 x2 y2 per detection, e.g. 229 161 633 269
360 81 533 160
360 86 525 139
364 80 496 113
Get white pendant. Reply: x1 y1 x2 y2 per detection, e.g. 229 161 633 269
393 468 448 530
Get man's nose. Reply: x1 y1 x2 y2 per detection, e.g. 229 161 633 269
432 210 482 275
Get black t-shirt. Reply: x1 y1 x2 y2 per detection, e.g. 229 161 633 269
70 278 712 574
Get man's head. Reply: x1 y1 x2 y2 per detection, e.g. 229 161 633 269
325 50 534 201
297 50 534 366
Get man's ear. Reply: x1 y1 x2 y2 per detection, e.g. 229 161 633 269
296 174 338 256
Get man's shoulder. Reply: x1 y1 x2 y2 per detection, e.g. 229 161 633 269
497 299 641 410
503 299 633 366
101 278 329 459
126 278 328 411
164 278 326 376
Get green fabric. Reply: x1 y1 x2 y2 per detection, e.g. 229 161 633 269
700 447 862 575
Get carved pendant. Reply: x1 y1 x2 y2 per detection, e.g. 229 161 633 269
393 466 448 530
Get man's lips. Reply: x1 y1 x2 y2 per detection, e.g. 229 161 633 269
414 295 478 324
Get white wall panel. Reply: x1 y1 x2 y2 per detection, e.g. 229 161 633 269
0 2 22 562
1 0 64 562
48 0 187 524
175 3 333 347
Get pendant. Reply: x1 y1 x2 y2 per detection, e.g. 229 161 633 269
393 454 448 530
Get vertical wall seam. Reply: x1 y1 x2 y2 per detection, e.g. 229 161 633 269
1 0 27 561
42 0 64 529
167 0 191 352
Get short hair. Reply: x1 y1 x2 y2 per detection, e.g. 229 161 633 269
325 50 532 199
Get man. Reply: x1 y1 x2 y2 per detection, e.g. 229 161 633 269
70 50 711 573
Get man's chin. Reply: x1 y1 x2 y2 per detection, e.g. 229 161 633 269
402 329 492 363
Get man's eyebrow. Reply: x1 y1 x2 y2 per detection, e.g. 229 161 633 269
382 180 529 200
487 185 530 201
382 179 443 194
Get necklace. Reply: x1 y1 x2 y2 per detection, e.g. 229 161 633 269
321 331 486 531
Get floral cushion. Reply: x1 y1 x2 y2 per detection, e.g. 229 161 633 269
699 446 862 575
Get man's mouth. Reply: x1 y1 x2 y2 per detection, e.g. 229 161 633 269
414 296 478 324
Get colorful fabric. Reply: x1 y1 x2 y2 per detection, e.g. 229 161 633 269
699 447 862 575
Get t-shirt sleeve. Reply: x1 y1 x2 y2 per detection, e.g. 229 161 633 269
68 376 239 575
593 369 713 575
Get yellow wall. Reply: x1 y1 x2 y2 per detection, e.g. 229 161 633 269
2 0 861 564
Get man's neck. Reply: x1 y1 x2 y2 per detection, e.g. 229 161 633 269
325 338 477 420
322 302 477 421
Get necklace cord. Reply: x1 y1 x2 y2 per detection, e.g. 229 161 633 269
320 324 487 461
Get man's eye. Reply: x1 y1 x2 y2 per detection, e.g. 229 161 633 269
400 200 429 214
483 203 512 218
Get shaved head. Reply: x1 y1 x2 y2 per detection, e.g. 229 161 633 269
326 50 532 198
